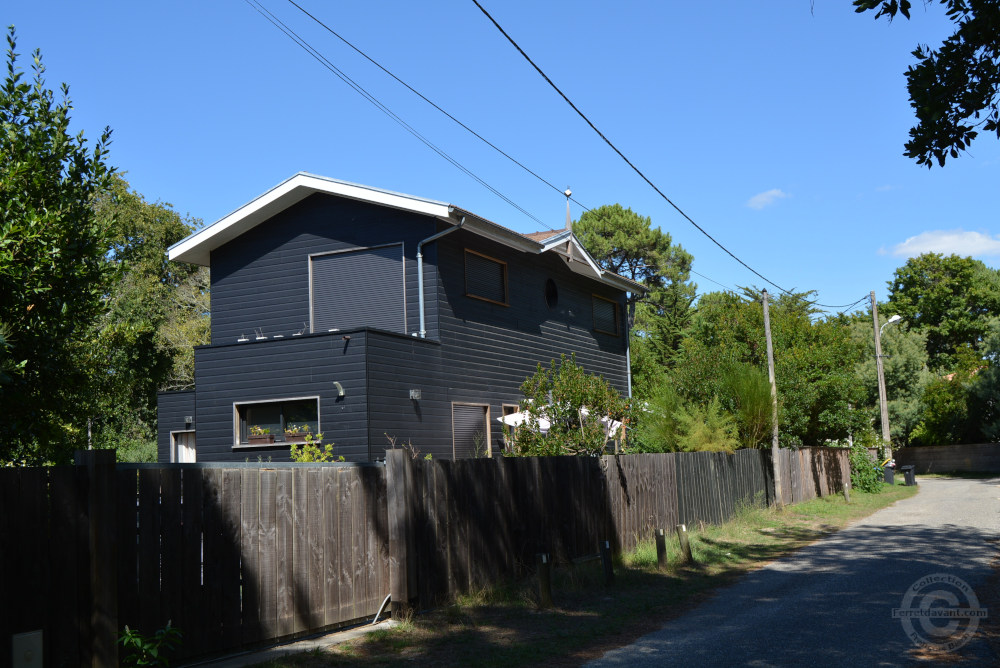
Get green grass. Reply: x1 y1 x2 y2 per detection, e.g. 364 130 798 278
254 483 918 667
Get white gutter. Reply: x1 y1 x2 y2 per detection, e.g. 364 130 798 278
417 217 465 338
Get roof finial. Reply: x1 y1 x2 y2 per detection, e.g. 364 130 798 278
564 188 572 232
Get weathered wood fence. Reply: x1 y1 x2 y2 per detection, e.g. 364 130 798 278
1 447 848 665
895 443 1000 473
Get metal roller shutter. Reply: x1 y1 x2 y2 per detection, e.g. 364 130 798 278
311 244 405 333
452 403 488 459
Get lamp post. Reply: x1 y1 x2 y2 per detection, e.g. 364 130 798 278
871 291 901 461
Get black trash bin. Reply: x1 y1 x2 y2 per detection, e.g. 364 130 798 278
900 465 916 486
883 465 895 485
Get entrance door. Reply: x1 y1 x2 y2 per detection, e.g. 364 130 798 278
171 431 197 462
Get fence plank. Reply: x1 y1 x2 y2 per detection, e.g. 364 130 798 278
275 469 294 637
259 469 279 639
323 467 341 627
180 468 204 657
241 469 261 644
137 468 161 636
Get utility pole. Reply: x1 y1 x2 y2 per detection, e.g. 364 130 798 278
762 290 782 507
871 291 892 461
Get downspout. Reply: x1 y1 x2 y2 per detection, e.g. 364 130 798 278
625 298 633 399
417 216 465 338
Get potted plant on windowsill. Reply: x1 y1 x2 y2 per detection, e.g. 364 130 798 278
248 425 274 445
283 423 311 442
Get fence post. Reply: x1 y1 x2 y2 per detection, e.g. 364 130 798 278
599 540 614 586
75 449 118 667
386 449 415 614
654 529 668 570
537 553 553 608
675 524 693 564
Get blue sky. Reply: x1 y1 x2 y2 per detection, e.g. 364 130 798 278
8 1 999 311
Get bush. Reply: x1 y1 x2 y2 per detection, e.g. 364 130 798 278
849 443 882 493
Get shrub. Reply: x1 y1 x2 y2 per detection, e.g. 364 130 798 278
849 443 882 493
674 397 739 453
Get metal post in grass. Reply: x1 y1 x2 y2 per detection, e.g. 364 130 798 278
537 553 553 608
600 540 614 586
676 524 693 563
655 528 668 570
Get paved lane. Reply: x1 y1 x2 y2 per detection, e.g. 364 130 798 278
586 477 1000 667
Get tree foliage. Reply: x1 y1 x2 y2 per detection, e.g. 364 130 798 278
886 253 1000 371
0 27 115 462
574 204 696 374
510 354 629 457
667 290 868 447
855 0 1000 167
87 176 205 458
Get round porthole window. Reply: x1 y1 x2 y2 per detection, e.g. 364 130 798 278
545 278 558 309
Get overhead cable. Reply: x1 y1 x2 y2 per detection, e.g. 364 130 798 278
471 0 793 295
285 0 590 214
245 0 552 229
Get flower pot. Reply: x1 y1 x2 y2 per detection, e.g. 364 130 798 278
283 432 308 442
248 434 275 445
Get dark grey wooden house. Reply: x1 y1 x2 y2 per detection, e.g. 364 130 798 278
157 173 642 463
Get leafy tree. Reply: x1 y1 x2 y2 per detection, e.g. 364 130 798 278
886 253 1000 371
855 0 1000 167
668 290 868 447
87 176 206 460
0 27 115 463
629 376 682 452
511 354 630 457
574 204 696 375
971 318 1000 440
849 317 932 446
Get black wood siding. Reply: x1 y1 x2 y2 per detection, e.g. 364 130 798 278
209 193 440 343
193 331 369 462
434 230 629 457
156 390 195 463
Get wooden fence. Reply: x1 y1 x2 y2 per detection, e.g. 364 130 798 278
1 447 848 665
387 447 849 607
895 443 1000 473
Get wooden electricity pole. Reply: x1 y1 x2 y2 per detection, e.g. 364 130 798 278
762 290 782 507
871 291 892 461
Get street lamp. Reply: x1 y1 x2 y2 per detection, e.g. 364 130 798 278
873 305 902 461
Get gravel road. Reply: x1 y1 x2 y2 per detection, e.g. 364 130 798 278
585 476 1000 667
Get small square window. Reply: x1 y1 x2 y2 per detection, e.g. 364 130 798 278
592 295 620 336
465 250 508 305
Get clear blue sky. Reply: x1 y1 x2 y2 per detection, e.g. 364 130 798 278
8 1 999 311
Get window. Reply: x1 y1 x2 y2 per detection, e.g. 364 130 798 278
544 278 558 309
452 403 490 458
592 295 620 336
234 397 319 446
465 250 508 305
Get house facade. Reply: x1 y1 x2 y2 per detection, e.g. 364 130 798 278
157 173 642 463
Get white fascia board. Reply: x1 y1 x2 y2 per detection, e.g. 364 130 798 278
168 173 451 266
538 230 573 251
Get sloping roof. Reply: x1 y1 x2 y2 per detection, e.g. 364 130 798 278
168 172 644 293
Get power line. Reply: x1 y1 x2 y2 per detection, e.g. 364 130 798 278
244 0 552 229
471 0 793 295
284 0 591 214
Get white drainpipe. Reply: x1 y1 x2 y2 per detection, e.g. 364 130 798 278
417 217 464 338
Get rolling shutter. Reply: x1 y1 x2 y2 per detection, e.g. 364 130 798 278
592 296 619 335
465 251 507 304
453 404 488 459
312 245 405 333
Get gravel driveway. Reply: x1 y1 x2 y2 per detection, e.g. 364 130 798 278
585 476 1000 667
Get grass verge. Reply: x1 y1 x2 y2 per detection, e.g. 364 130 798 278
253 484 917 668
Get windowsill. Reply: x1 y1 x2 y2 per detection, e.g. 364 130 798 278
233 440 309 449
